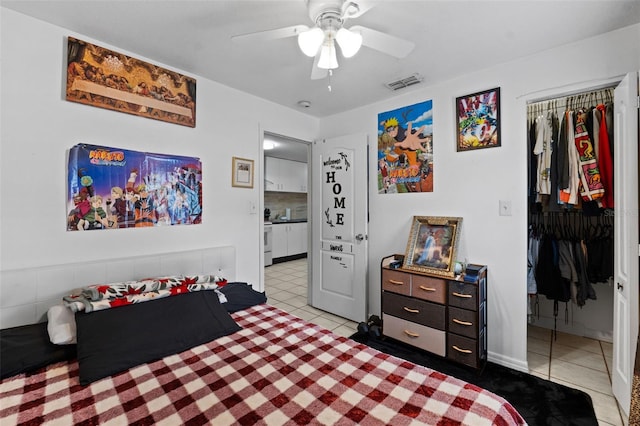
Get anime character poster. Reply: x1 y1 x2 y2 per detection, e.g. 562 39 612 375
67 144 202 231
377 100 433 194
455 87 500 151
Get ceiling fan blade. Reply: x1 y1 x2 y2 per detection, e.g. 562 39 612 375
349 25 415 58
310 54 328 80
232 25 309 43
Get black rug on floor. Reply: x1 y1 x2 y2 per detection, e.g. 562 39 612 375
350 333 598 426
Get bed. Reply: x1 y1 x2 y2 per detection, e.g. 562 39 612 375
0 249 525 426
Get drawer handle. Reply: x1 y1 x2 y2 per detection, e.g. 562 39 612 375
418 285 436 292
403 306 419 314
404 330 419 338
452 345 472 354
452 292 472 299
453 318 473 326
389 279 405 286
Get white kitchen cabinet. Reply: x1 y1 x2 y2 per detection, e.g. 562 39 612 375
272 222 308 258
264 156 280 192
288 160 308 192
265 157 307 193
272 223 288 258
287 222 307 255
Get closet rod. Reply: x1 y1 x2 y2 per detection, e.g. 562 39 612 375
527 87 615 111
527 88 614 115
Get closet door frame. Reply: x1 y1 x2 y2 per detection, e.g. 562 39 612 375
524 72 639 416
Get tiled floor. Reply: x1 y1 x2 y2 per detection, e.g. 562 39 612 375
528 325 625 425
266 258 626 426
264 258 359 339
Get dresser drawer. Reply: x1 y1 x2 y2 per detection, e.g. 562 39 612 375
411 275 446 304
382 291 445 330
447 333 479 369
448 281 478 310
383 314 446 356
448 306 478 339
382 269 411 296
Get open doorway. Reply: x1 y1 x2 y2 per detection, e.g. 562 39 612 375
262 132 312 304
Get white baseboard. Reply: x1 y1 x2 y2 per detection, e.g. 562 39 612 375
488 351 529 373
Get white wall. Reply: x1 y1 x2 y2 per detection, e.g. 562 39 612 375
2 7 638 368
319 23 640 369
0 9 318 326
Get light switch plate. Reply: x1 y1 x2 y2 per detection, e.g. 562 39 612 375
499 200 512 216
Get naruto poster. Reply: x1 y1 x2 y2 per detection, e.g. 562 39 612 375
67 144 202 231
377 100 433 194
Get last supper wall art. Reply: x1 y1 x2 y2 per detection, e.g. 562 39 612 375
66 37 196 127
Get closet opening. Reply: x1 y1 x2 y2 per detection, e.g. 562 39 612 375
525 85 621 407
527 86 616 342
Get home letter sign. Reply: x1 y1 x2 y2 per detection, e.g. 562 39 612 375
322 148 354 252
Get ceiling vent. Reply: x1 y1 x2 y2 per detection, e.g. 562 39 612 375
385 73 423 91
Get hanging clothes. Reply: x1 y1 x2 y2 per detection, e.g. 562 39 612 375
529 88 614 212
559 110 581 206
585 219 614 283
535 231 570 303
557 239 578 304
533 112 554 197
527 87 615 336
574 109 605 202
596 103 614 208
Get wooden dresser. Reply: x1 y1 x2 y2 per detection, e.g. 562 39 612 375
380 254 487 369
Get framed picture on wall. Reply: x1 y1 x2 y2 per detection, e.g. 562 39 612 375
66 37 196 127
231 157 254 188
403 216 462 277
455 87 500 151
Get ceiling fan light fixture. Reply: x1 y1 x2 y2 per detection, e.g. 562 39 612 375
263 140 276 150
335 27 362 58
317 40 339 70
297 27 324 57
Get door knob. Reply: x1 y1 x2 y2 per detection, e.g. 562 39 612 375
355 234 365 241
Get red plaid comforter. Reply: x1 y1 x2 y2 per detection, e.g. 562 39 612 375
1 304 525 425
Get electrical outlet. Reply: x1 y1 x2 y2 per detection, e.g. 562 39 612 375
499 200 512 216
249 201 257 214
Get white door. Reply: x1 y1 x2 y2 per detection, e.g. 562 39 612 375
311 134 368 322
612 71 639 416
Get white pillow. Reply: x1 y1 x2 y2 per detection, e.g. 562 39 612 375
47 304 77 344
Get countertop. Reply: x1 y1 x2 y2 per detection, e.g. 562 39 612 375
270 219 307 224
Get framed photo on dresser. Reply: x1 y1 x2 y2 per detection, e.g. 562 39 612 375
403 216 462 277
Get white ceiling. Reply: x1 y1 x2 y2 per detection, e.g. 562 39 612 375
3 0 640 119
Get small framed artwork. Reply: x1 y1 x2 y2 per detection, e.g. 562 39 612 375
231 157 254 188
456 87 500 151
403 216 462 277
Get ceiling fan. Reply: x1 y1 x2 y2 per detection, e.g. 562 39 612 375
232 0 415 80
